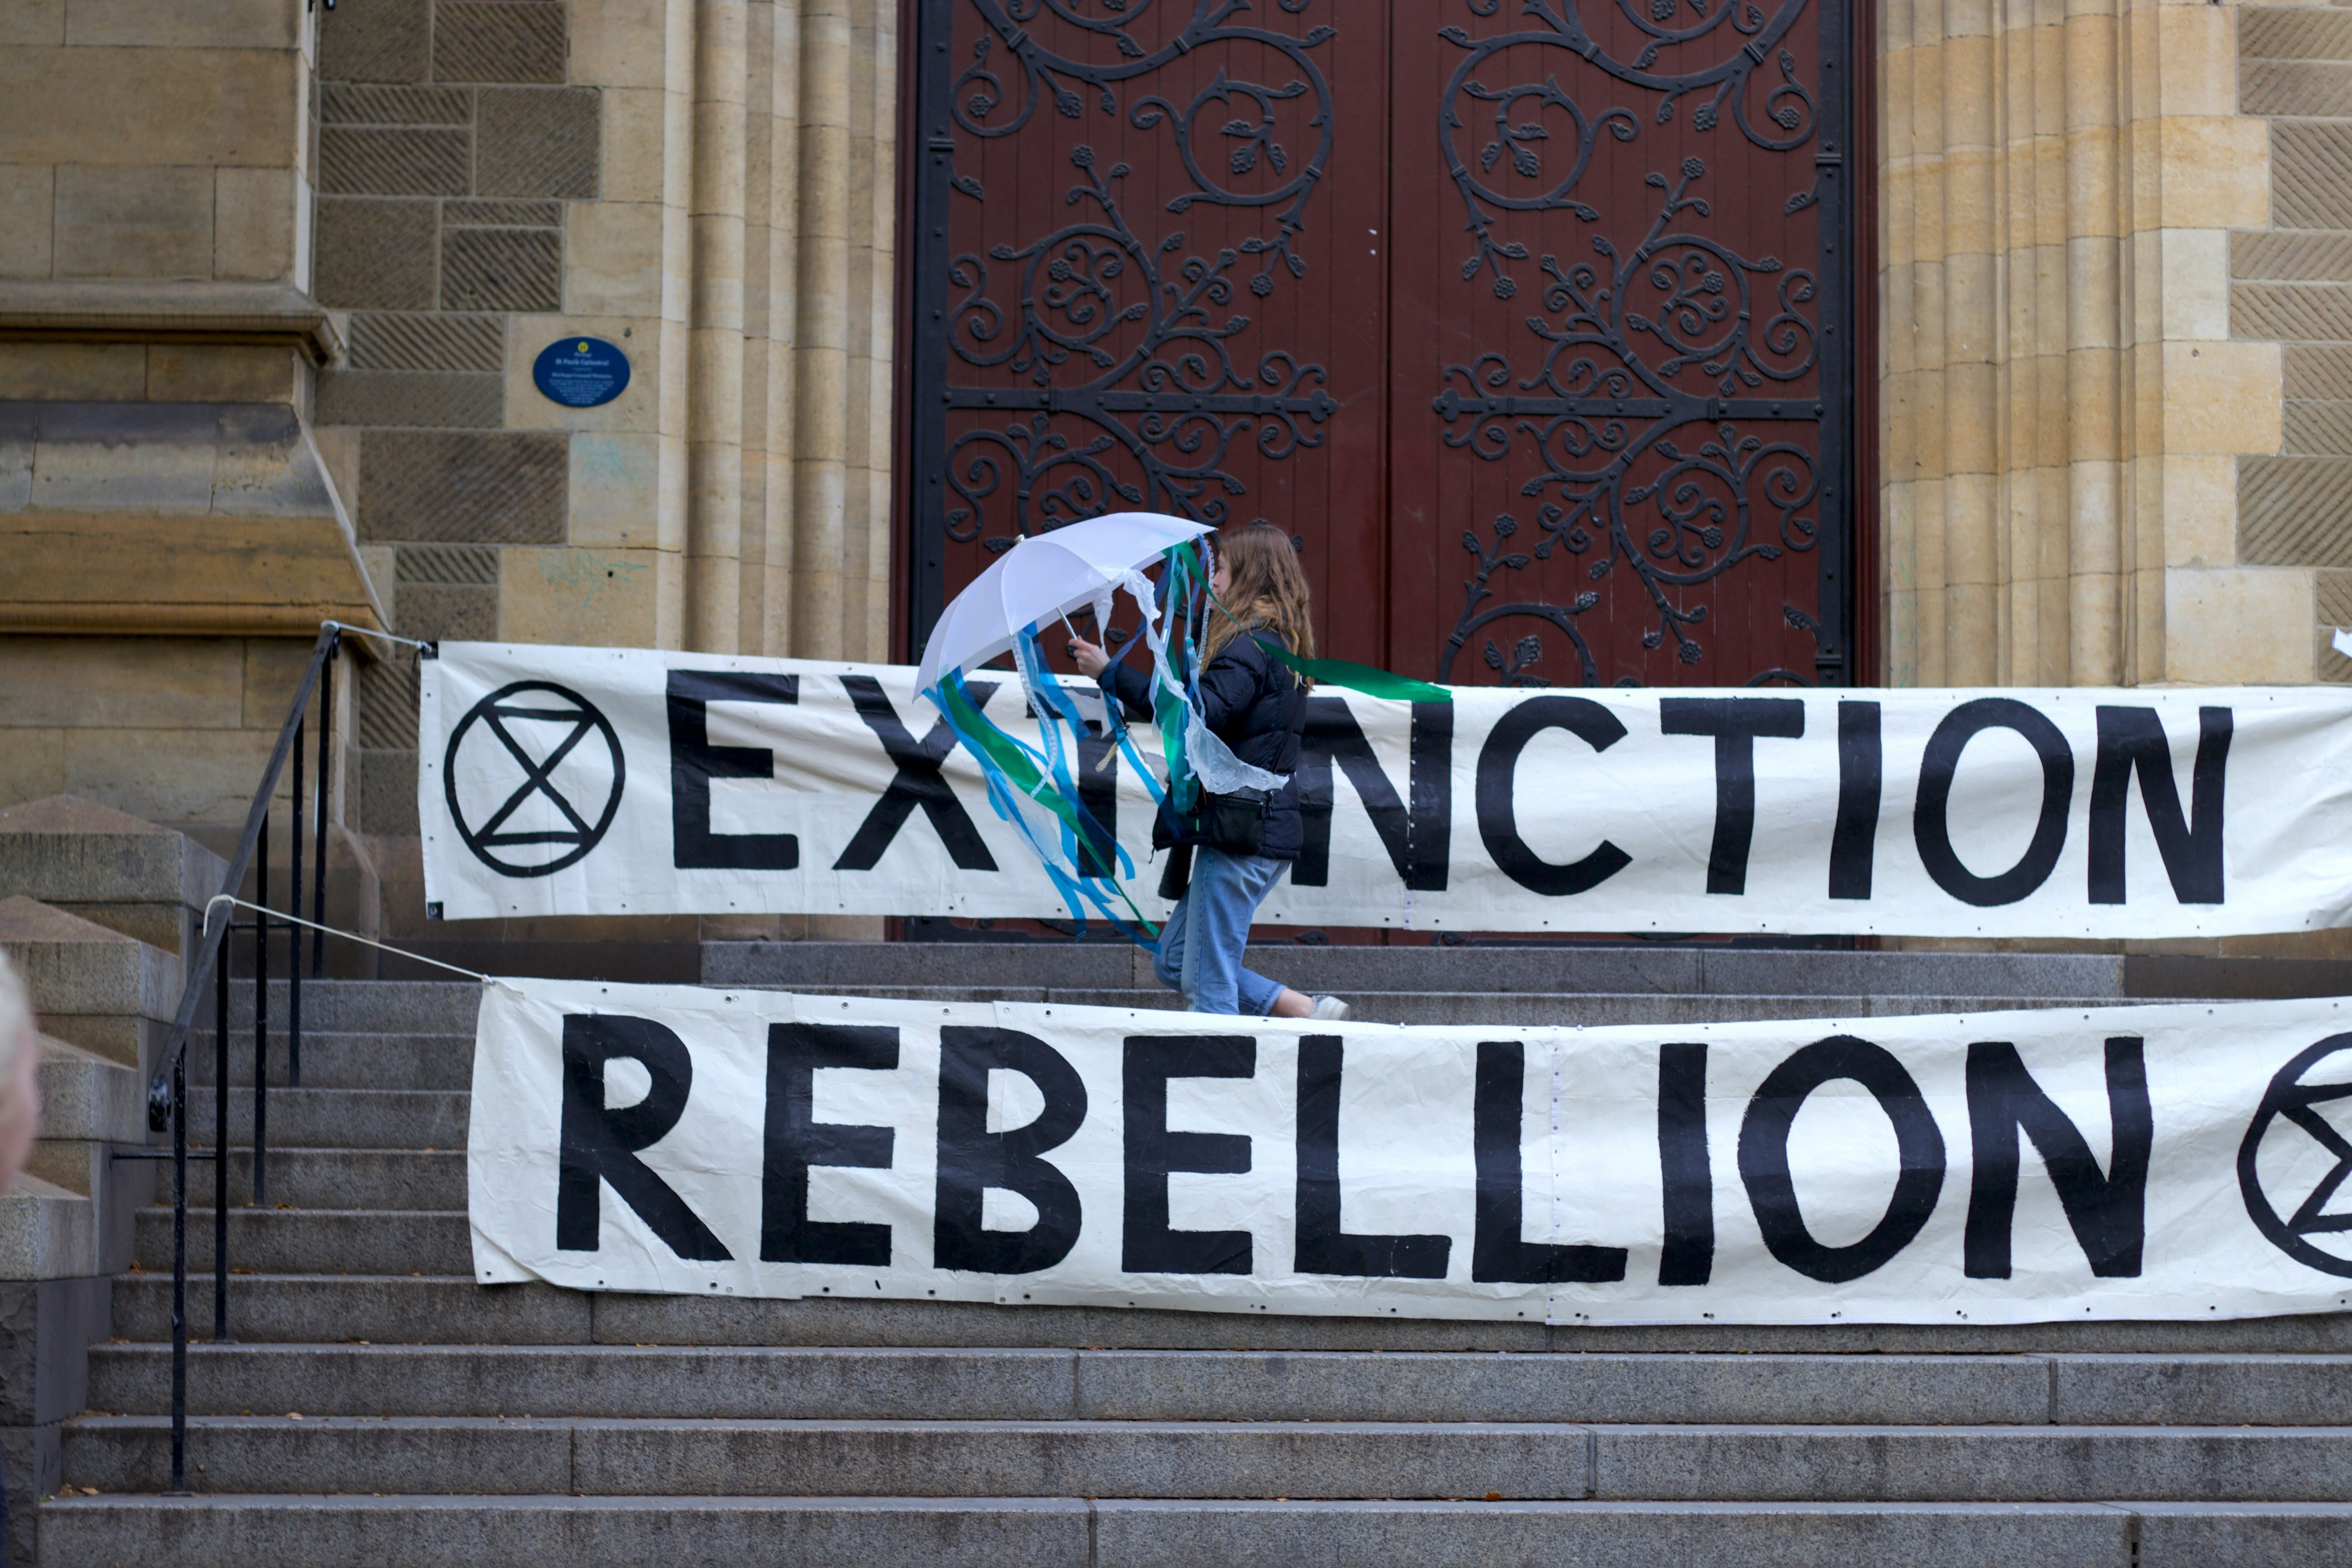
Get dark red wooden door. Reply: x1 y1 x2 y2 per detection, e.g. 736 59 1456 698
904 0 1394 668
902 0 1853 689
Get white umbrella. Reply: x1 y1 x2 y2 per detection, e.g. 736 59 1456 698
916 511 1213 689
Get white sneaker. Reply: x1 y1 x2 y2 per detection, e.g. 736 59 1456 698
1308 995 1352 1021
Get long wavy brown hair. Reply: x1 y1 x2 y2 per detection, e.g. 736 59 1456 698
1202 522 1316 670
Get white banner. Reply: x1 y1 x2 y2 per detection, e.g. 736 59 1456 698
468 980 2352 1324
420 642 2352 938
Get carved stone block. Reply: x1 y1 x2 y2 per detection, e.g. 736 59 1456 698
2240 455 2352 567
358 430 568 544
2273 123 2352 231
440 226 563 313
316 370 505 430
348 312 506 374
318 0 429 84
433 1 567 85
312 200 438 311
474 87 600 199
320 84 473 127
396 543 501 586
442 199 563 228
394 583 499 640
318 127 473 198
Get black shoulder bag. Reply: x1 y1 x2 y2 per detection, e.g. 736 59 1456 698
1183 637 1305 857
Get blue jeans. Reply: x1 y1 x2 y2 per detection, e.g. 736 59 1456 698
1154 848 1289 1015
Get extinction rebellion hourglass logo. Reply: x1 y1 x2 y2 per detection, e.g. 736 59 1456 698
444 681 626 877
2240 1034 2352 1278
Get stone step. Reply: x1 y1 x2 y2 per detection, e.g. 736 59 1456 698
705 941 2269 1002
208 991 2164 1053
62 1415 1589 1500
81 1344 2352 1428
162 1149 465 1212
775 985 2137 1025
55 1494 2346 1568
112 1274 591 1347
202 987 2161 1047
187 1032 475 1091
225 980 482 1034
180 1087 469 1150
216 950 2352 1032
107 1272 2352 1356
131 1209 466 1275
59 1414 2352 1502
203 962 2241 1046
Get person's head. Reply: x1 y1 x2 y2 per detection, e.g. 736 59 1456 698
0 952 40 1194
1203 523 1316 664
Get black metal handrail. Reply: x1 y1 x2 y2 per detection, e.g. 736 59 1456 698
134 619 422 1493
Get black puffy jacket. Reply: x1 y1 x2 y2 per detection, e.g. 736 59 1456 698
1100 628 1308 860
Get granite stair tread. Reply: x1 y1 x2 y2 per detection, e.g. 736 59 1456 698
49 964 2352 1568
39 1494 2352 1568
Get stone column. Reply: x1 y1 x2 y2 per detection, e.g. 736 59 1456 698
789 0 855 661
861 1 900 661
520 0 892 666
686 0 750 653
758 0 806 658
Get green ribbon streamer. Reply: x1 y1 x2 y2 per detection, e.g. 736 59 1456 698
936 675 1082 837
1195 577 1454 704
937 670 1161 940
1261 647 1453 704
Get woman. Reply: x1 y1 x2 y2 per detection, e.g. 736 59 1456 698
1068 523 1350 1020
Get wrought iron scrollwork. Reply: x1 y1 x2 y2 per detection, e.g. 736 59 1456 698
1438 0 1817 298
1431 0 1838 686
933 0 1339 554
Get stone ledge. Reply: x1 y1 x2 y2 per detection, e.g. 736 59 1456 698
0 512 387 637
0 898 178 1020
0 282 339 362
0 1175 96 1283
0 796 226 955
0 398 389 635
0 897 180 1071
35 1036 145 1151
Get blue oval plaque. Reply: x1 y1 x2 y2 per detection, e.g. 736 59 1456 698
532 336 631 408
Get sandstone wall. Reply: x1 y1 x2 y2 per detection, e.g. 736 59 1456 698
2231 5 2352 684
0 0 310 291
1880 0 2298 686
310 0 900 664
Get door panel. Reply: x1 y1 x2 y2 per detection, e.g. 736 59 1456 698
909 0 1391 666
902 0 1853 688
1388 0 1850 687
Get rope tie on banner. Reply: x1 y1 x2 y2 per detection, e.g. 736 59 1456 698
319 621 441 656
203 896 492 983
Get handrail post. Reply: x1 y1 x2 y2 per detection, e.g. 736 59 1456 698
144 622 341 1485
290 717 303 1091
313 636 334 978
253 820 269 1209
212 929 229 1342
167 1031 188 1495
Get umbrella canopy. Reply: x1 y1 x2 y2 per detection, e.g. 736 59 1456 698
915 512 1214 689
